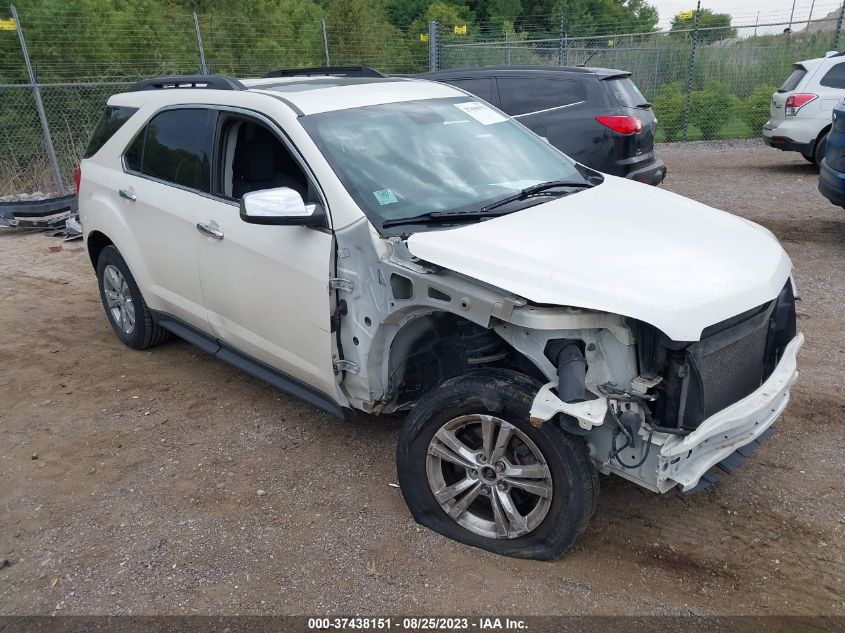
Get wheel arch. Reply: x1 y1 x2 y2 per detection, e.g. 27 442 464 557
86 230 114 270
384 311 546 411
814 123 832 157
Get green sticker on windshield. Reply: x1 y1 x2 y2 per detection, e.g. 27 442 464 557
373 188 398 205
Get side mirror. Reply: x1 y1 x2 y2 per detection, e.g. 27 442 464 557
239 187 325 227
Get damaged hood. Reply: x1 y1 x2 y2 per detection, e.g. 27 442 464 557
406 175 792 341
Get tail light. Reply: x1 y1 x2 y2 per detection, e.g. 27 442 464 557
595 115 643 135
785 93 817 116
73 166 81 195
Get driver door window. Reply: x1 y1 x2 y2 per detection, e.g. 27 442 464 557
216 118 310 202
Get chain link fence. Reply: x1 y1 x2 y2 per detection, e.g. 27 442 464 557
2 3 844 196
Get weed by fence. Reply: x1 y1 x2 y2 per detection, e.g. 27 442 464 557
1 3 843 195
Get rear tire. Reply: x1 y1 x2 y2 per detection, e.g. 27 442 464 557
813 132 828 167
96 245 169 350
396 368 598 560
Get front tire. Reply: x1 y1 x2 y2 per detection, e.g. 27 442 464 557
96 245 169 350
396 369 598 560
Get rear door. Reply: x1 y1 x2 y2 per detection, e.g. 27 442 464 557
495 75 598 160
816 61 845 111
118 107 216 331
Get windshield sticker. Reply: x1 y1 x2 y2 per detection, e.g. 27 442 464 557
454 101 508 125
373 188 398 206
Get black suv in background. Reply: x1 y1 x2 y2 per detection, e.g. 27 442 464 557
418 66 666 185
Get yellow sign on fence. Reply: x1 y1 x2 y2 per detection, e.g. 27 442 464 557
0 18 17 30
679 10 695 19
453 25 467 35
420 33 429 42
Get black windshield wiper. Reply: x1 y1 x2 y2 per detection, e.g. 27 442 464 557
381 212 485 229
478 179 593 213
381 180 594 229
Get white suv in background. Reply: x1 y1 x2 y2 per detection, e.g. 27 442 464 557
764 51 845 165
78 70 803 560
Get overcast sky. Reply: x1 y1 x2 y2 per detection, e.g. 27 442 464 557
651 0 844 32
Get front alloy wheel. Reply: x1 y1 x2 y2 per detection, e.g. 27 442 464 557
397 368 598 560
426 414 553 540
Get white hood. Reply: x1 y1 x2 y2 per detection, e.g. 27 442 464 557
406 176 792 341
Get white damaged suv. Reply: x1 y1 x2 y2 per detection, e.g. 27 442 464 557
78 69 803 560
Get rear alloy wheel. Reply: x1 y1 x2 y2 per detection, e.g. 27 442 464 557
96 245 169 350
102 264 136 337
397 368 598 560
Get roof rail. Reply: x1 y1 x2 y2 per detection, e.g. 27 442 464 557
129 75 245 92
262 66 384 79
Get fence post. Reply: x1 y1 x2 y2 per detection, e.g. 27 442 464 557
193 12 208 75
428 21 439 71
321 18 330 66
506 30 511 65
681 0 701 142
558 15 565 67
10 4 65 195
834 2 844 50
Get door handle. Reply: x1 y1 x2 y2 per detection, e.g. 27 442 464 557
196 222 224 240
119 188 136 201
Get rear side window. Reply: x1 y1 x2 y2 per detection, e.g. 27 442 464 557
820 62 845 89
445 78 494 103
605 77 649 107
83 106 138 158
498 77 587 116
779 67 807 92
124 108 215 192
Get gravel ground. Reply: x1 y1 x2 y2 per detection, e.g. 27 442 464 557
0 139 843 616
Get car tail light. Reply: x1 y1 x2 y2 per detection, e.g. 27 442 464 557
595 115 643 135
785 93 817 116
73 166 81 195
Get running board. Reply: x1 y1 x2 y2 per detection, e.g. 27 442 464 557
151 311 347 419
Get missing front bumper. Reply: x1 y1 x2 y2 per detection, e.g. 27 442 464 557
529 333 803 494
657 333 803 492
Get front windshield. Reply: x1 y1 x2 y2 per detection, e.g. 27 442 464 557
300 97 587 231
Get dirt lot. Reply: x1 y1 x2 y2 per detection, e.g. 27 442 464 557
1 140 843 616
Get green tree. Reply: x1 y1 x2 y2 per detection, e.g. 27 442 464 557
652 82 685 141
409 2 474 39
385 0 431 26
552 0 658 38
327 0 408 70
740 84 776 133
690 82 736 140
670 8 736 44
